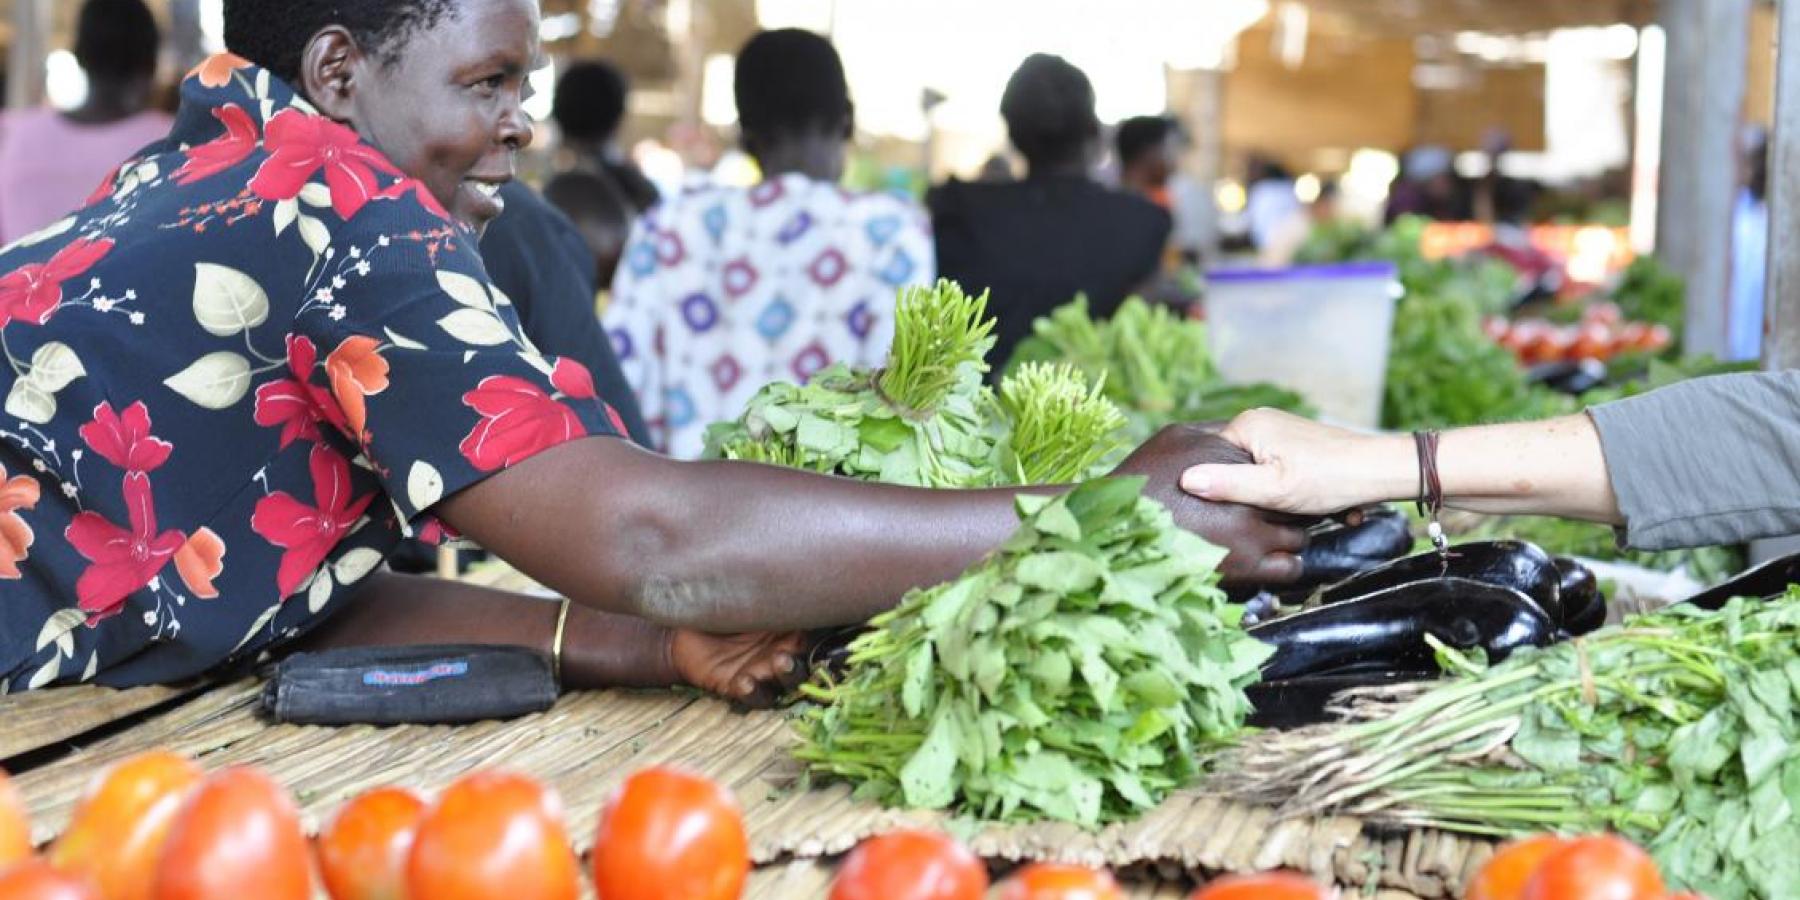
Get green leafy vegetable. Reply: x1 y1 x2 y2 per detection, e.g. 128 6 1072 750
793 477 1271 827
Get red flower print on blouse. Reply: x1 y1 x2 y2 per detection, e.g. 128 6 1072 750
0 465 40 579
0 238 114 329
251 443 376 598
66 472 185 625
325 335 390 441
549 356 628 435
458 373 589 472
173 104 260 185
86 164 124 207
189 52 251 89
250 109 403 221
377 178 452 222
78 401 173 474
253 335 348 447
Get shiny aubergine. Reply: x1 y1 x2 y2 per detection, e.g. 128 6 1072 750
1319 540 1564 625
1681 551 1800 610
1246 671 1425 729
1291 507 1414 591
1250 577 1559 682
1553 557 1607 635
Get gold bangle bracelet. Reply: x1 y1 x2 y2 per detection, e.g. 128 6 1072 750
551 596 572 686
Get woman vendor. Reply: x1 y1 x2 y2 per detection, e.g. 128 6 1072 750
1184 372 1800 552
0 0 1306 699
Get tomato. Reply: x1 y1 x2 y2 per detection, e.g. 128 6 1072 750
1483 317 1512 343
51 751 201 900
0 769 32 869
0 858 98 900
151 767 311 900
1570 322 1616 361
996 863 1123 900
1643 324 1673 352
1582 303 1623 328
407 771 577 900
1520 834 1663 900
829 829 987 900
317 787 426 900
1617 322 1649 351
1188 871 1335 899
1467 835 1568 900
1666 893 1709 900
592 766 747 900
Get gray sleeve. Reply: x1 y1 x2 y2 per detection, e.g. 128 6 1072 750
1589 371 1800 550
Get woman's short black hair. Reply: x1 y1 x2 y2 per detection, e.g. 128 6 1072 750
1116 115 1179 169
1001 54 1100 169
223 0 459 86
734 29 851 141
553 61 629 145
75 0 162 82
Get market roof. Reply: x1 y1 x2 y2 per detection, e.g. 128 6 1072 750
1297 0 1661 37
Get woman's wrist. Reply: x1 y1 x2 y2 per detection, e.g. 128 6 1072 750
558 603 683 690
1358 431 1426 508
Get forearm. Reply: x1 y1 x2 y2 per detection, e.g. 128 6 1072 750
1350 415 1621 522
298 571 679 690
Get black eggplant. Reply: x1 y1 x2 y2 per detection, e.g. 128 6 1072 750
1250 577 1559 682
1681 551 1800 610
1553 557 1608 635
1319 540 1564 626
1246 671 1426 729
1290 507 1414 591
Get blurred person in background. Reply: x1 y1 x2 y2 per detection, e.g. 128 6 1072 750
930 54 1170 373
1728 125 1769 362
548 60 658 215
1116 115 1183 209
0 0 173 244
605 29 934 458
1384 145 1471 224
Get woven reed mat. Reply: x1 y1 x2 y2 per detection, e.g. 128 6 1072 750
0 682 191 762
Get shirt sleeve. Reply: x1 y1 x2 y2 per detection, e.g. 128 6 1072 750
292 219 623 526
603 213 668 452
1589 371 1800 550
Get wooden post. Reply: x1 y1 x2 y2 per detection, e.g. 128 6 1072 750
1656 0 1752 359
6 0 50 109
1754 0 1800 565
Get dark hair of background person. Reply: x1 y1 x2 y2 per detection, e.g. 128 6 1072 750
733 28 852 144
75 0 162 82
544 170 634 289
1115 115 1178 170
1000 53 1099 172
223 0 458 86
553 61 629 146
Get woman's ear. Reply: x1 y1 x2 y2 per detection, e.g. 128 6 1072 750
298 26 362 121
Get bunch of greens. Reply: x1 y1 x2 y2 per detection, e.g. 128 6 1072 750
704 280 1124 487
1222 591 1800 899
1612 255 1687 344
1008 295 1311 440
793 477 1271 826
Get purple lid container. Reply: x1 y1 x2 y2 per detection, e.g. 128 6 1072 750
1206 261 1400 283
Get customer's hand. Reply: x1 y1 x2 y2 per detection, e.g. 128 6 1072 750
1179 408 1412 517
670 630 810 708
1111 423 1309 585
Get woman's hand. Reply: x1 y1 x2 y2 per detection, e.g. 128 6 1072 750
670 630 810 708
1112 423 1312 584
1178 409 1414 516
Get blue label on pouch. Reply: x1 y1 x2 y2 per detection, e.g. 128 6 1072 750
361 660 470 687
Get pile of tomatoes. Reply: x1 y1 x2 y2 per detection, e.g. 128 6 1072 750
1467 832 1706 900
1485 303 1672 366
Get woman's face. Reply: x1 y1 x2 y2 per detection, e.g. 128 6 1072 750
344 0 540 230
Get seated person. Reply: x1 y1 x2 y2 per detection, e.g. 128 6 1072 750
0 0 1303 699
929 54 1171 373
604 29 934 458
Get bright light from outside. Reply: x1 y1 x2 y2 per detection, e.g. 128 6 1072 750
701 54 737 128
200 0 226 52
1216 180 1247 214
756 0 836 32
46 51 88 111
523 63 556 125
1294 173 1321 204
540 13 583 42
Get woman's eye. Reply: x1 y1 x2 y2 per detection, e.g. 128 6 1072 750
473 75 504 94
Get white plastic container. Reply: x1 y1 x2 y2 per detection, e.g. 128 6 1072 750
1204 262 1401 428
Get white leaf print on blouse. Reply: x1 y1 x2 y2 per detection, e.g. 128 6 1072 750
437 309 513 347
406 461 444 510
4 342 87 424
163 351 252 409
192 263 270 336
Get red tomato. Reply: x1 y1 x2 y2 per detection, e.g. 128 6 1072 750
1500 320 1543 357
51 751 201 900
1582 302 1623 328
151 767 311 900
996 863 1123 900
829 830 987 900
0 769 32 869
1188 871 1335 899
1643 324 1673 352
1666 894 1709 900
407 771 577 900
1483 317 1512 343
1467 835 1568 900
1571 322 1615 361
1618 322 1649 350
1521 834 1663 900
592 766 747 900
0 858 99 900
317 787 426 900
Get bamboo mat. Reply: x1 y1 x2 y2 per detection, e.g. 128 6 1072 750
0 682 189 762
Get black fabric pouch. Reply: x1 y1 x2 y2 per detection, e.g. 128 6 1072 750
261 644 558 726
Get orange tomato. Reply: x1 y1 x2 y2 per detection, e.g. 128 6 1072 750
1570 322 1616 362
1520 834 1663 900
1666 894 1709 900
50 751 200 900
996 863 1123 900
0 769 32 869
0 858 98 900
150 767 312 900
317 787 426 900
592 766 747 900
829 829 987 900
1467 835 1568 900
407 771 578 900
1188 871 1335 899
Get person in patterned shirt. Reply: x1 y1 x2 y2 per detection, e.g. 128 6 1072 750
605 29 937 459
0 0 1308 697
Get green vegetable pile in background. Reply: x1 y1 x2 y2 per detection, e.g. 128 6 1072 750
704 280 1124 487
793 477 1271 827
1008 295 1311 441
1218 590 1800 899
1612 255 1688 345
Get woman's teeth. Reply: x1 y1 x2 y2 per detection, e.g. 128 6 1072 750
466 181 502 198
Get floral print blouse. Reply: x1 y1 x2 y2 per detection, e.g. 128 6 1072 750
0 55 623 691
